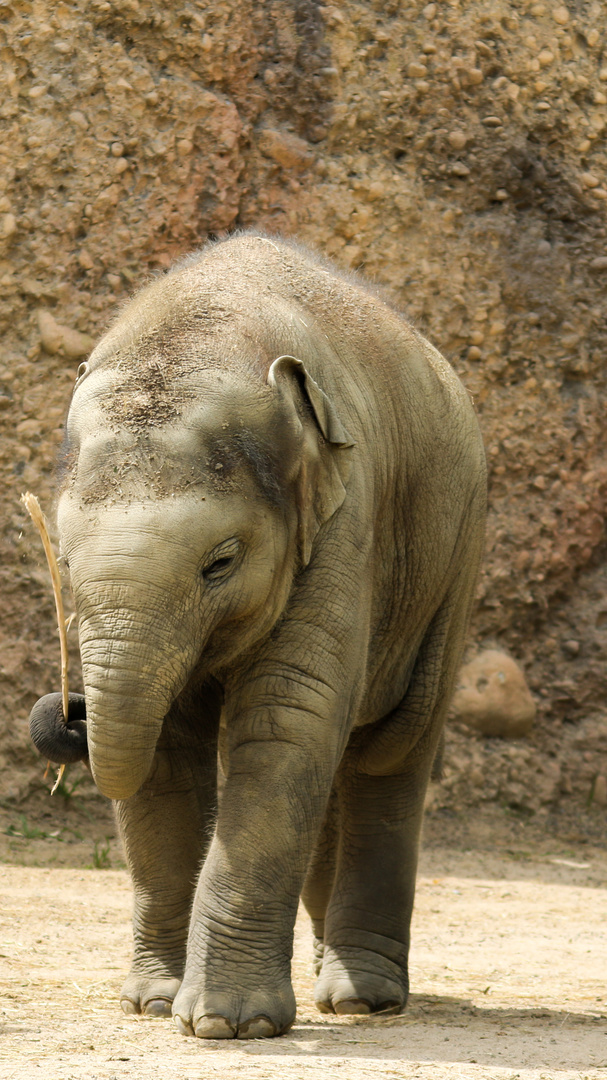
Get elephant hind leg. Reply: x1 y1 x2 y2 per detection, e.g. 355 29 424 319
312 766 417 1017
301 788 338 975
314 572 475 1017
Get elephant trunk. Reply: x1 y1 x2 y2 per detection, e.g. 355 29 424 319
78 622 191 801
56 502 211 801
29 692 88 764
85 689 164 800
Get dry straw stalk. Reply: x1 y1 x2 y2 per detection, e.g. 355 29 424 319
21 492 70 792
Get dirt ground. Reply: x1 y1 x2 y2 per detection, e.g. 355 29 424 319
1 790 606 1080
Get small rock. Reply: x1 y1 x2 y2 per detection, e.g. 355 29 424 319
69 110 88 129
553 5 569 24
590 256 607 270
366 180 385 201
448 130 467 150
110 141 125 157
581 172 600 189
37 309 94 358
2 213 17 238
37 309 63 354
407 62 428 79
451 650 536 738
258 128 313 170
61 326 95 359
482 115 502 127
451 162 470 177
16 418 41 436
467 345 482 361
593 775 607 807
562 639 580 656
78 249 94 270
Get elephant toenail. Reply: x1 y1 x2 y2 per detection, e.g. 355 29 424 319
194 1014 236 1039
237 1015 277 1039
174 1014 194 1036
143 998 173 1017
334 998 372 1015
120 999 138 1016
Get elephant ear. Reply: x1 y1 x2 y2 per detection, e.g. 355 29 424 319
268 354 355 567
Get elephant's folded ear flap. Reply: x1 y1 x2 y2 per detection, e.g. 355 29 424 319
268 355 355 567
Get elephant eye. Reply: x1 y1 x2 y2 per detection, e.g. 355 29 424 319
203 556 234 582
202 541 241 584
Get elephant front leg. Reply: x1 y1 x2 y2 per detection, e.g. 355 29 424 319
172 734 339 1039
117 695 220 1017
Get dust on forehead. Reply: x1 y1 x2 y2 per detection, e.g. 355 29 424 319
85 271 274 433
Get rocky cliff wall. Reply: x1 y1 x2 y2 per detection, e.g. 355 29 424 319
1 0 605 815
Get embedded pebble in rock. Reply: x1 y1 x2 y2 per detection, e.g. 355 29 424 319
37 310 64 355
593 775 607 806
448 131 468 150
37 309 94 358
258 129 314 171
451 650 536 738
2 213 17 237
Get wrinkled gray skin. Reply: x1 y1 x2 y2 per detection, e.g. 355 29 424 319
36 235 486 1039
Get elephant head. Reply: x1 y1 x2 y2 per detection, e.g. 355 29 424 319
51 340 353 800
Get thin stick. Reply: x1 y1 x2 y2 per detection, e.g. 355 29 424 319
21 493 70 793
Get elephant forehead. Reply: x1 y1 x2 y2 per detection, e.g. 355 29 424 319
61 406 293 513
70 360 272 434
62 364 296 509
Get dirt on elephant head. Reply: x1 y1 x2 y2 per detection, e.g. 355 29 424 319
0 0 606 838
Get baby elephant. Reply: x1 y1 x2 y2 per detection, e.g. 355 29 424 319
29 234 486 1038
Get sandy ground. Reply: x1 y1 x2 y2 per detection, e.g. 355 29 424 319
1 818 606 1080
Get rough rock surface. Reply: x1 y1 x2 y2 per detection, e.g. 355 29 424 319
1 0 606 822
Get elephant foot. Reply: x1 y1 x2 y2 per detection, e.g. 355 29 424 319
120 972 182 1018
172 973 296 1039
314 945 407 1017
